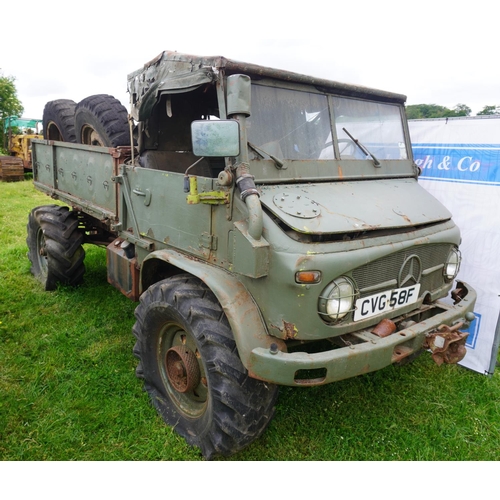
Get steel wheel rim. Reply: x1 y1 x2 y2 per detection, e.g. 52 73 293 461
158 322 208 418
36 227 49 277
81 125 104 147
45 122 63 141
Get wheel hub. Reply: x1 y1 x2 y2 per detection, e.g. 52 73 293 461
165 346 201 393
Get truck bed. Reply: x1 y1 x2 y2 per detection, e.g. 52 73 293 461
31 139 217 259
32 140 125 222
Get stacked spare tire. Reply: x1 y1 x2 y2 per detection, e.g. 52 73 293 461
32 94 132 291
42 94 130 147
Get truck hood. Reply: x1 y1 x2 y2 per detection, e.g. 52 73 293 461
259 178 451 235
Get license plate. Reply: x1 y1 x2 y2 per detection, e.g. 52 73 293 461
354 284 420 322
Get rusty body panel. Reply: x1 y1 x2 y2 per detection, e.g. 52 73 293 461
140 247 286 369
247 283 476 386
107 239 140 301
259 179 451 235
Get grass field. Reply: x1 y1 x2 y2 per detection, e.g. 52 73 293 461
1 179 499 461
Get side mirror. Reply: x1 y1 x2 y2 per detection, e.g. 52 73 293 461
191 120 240 157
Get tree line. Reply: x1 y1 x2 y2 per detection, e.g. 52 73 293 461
406 103 500 119
0 70 24 152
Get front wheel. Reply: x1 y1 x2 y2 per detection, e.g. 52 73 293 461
133 274 278 459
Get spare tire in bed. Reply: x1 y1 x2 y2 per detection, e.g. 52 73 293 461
74 94 130 147
43 99 77 142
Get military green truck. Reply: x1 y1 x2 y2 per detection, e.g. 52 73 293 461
28 51 477 459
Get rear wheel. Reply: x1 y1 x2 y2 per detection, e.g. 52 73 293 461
42 100 77 142
133 274 278 459
74 94 130 147
26 205 85 291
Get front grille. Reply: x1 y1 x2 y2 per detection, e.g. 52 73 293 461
317 243 454 325
352 243 452 299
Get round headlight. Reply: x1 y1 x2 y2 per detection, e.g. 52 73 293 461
444 248 461 282
318 277 356 322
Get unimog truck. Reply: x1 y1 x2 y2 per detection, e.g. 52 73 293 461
28 51 477 459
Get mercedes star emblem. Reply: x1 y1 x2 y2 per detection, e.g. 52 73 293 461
398 255 422 288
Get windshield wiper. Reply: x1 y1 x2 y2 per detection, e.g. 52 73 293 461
342 128 381 167
248 142 285 169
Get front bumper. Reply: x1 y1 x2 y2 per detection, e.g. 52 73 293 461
248 281 476 386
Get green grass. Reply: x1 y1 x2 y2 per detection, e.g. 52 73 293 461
1 180 499 461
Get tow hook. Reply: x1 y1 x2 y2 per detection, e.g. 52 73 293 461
424 322 469 366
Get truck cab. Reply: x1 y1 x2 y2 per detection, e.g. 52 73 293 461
124 52 475 382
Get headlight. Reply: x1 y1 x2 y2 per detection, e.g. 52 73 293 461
318 277 356 322
444 248 461 282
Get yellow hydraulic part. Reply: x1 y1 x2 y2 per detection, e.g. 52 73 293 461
9 134 42 168
186 175 229 205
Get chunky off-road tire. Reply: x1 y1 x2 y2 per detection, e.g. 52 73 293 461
75 94 130 147
26 205 85 291
133 274 278 459
43 99 77 142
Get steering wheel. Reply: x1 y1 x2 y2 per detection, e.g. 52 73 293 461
338 138 357 157
315 138 356 159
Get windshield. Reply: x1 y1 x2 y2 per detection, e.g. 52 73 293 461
247 84 407 162
334 97 407 160
247 86 333 160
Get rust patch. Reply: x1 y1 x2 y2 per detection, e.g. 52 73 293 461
295 255 311 268
451 282 468 304
232 287 249 309
424 322 469 366
392 345 412 363
361 223 382 231
451 287 464 304
283 321 298 339
271 320 299 340
371 318 397 338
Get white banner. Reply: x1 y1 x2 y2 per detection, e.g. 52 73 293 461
409 116 500 374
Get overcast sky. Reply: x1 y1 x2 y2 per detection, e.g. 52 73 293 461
2 0 497 120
